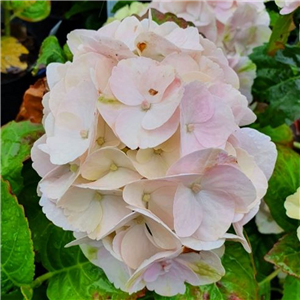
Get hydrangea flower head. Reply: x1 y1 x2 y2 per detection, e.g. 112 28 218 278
32 14 277 297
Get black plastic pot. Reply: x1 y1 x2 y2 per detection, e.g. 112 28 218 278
1 72 37 125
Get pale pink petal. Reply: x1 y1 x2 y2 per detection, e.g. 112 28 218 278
208 83 256 126
66 198 103 234
235 147 268 204
39 164 79 200
31 135 56 177
180 82 236 156
80 147 141 189
180 236 225 251
176 251 225 285
127 131 180 179
146 267 187 296
201 165 257 213
46 62 70 89
173 183 203 237
167 148 226 176
39 195 74 231
134 32 180 61
149 186 176 229
115 106 179 149
89 194 131 239
131 207 181 250
113 16 145 50
66 29 97 55
143 263 162 282
58 186 96 212
146 217 180 250
120 224 162 269
123 180 176 230
97 245 132 291
199 35 239 88
142 79 183 130
162 53 199 75
126 250 181 294
234 128 277 180
193 190 235 241
164 27 203 51
109 59 149 106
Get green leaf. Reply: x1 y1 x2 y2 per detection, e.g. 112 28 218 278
253 124 293 145
258 281 271 300
250 45 300 127
111 1 135 14
1 289 23 300
21 285 33 300
41 227 134 300
18 164 49 257
0 0 36 10
264 145 300 231
12 0 51 22
246 222 279 277
275 44 300 71
1 121 44 195
250 45 294 98
1 178 35 295
265 234 300 278
84 12 104 30
282 276 300 300
32 36 67 76
63 43 73 62
260 76 300 127
267 14 295 56
215 242 258 300
196 242 258 300
64 0 103 19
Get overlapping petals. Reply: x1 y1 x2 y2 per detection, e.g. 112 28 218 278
148 0 271 102
99 57 183 149
276 0 300 14
32 15 277 297
126 250 225 296
180 81 237 156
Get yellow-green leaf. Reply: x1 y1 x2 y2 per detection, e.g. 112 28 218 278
12 0 51 22
1 36 28 74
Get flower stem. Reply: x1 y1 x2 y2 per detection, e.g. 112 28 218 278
258 268 281 287
3 7 11 36
30 272 54 288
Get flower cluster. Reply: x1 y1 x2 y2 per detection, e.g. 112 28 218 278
147 0 271 102
32 16 277 296
108 0 272 101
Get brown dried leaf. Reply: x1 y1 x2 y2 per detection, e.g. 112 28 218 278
16 77 47 123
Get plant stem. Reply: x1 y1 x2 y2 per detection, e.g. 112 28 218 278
271 287 283 294
3 7 11 36
30 272 54 288
258 269 281 287
294 142 300 150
